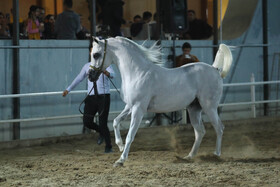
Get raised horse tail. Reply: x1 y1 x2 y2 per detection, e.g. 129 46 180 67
212 44 233 78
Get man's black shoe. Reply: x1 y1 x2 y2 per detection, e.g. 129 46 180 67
105 147 113 153
97 136 104 145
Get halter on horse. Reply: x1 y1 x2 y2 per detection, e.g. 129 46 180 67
89 37 233 167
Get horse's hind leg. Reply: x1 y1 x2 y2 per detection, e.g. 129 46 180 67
184 101 206 159
113 105 131 152
204 108 224 156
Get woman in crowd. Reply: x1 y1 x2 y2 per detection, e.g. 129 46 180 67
43 14 56 39
27 5 44 39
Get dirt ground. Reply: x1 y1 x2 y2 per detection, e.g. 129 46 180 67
0 118 280 187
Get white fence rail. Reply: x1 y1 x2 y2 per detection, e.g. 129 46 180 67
1 77 280 124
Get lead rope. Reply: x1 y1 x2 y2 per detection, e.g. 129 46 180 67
79 83 95 117
108 77 121 96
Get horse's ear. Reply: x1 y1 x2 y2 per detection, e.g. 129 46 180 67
92 36 99 44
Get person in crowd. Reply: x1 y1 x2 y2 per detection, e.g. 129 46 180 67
95 14 110 38
175 42 199 67
133 15 142 23
38 6 45 38
0 12 10 38
8 8 26 38
38 7 45 23
143 11 152 23
101 0 126 37
130 15 143 38
43 14 56 39
130 11 153 40
149 12 158 40
27 5 44 40
76 14 90 39
55 0 80 39
62 40 114 153
183 10 212 40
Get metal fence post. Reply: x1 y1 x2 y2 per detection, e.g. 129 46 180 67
12 0 20 140
251 74 256 118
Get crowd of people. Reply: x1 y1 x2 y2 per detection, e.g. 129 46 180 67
0 0 213 40
128 9 212 40
0 0 90 39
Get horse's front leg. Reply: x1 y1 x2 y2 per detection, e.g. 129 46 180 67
113 105 131 152
114 104 144 167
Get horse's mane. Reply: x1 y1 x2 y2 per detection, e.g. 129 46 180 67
115 36 163 64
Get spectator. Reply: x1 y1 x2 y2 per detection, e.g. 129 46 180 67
149 12 158 40
131 11 153 40
175 42 199 67
95 15 110 38
130 15 143 38
62 40 115 153
55 0 80 39
27 5 43 40
8 9 26 38
38 7 45 23
76 14 90 39
38 7 45 38
143 11 152 23
133 15 142 23
43 14 55 39
101 0 126 37
0 12 10 38
183 10 212 40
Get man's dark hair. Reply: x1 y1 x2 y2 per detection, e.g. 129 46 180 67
133 15 141 20
182 42 192 50
188 10 196 14
28 5 38 18
142 11 152 21
63 0 73 8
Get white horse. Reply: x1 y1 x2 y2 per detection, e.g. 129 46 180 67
89 37 233 167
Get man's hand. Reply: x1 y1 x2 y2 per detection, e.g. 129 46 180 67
62 90 69 97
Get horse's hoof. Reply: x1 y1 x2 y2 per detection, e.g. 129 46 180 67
213 152 221 157
174 155 193 163
183 155 193 160
113 162 124 167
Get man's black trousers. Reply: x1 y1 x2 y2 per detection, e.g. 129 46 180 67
83 94 112 149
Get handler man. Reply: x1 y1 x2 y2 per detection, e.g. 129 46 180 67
62 43 114 153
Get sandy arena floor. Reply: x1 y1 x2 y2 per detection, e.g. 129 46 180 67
0 118 280 186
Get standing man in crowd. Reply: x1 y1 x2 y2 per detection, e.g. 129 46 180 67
101 0 126 37
55 0 80 39
62 41 115 153
175 42 199 67
183 10 213 40
0 12 10 38
131 11 153 40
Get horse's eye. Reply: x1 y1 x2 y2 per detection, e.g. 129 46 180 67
93 53 101 60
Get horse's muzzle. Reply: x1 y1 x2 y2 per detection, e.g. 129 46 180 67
88 69 102 82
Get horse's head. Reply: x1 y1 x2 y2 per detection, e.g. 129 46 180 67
88 37 111 82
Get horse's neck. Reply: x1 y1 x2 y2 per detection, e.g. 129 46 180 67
112 45 153 81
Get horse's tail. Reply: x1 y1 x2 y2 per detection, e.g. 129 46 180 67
212 44 233 78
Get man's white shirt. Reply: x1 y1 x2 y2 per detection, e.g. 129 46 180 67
66 63 115 95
